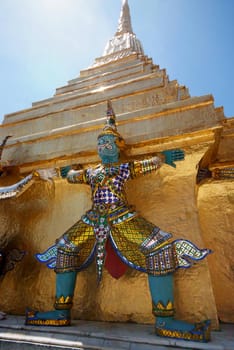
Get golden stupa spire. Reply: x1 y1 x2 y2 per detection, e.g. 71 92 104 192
93 0 144 66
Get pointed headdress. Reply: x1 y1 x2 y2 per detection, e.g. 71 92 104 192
98 101 126 150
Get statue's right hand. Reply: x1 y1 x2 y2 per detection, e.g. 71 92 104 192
33 168 58 181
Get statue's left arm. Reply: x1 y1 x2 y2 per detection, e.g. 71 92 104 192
130 149 185 178
161 149 185 168
130 156 164 178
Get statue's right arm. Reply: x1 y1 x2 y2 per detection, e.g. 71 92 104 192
66 169 87 184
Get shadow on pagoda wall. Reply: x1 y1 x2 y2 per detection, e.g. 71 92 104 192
196 117 234 324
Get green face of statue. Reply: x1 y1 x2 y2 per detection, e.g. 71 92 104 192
97 134 120 164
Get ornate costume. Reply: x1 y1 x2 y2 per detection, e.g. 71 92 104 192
26 101 211 342
52 158 168 279
38 159 209 284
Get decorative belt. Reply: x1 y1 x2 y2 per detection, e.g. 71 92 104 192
92 202 125 215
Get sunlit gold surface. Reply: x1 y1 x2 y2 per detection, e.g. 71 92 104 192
0 1 232 330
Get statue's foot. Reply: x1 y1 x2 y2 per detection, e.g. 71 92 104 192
25 309 71 326
155 318 211 342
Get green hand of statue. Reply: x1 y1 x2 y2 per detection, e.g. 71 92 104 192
162 149 185 168
60 166 72 178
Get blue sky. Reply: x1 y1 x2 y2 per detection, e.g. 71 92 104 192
0 0 233 124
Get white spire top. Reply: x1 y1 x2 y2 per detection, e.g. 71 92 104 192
93 0 144 66
116 0 133 35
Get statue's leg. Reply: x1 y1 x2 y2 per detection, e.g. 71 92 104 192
25 270 77 326
26 218 94 326
148 273 211 342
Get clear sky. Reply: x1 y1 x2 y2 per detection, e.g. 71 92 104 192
0 0 233 124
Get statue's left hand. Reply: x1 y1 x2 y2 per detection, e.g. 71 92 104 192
162 149 185 168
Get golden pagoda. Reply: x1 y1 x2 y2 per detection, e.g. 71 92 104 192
0 0 233 327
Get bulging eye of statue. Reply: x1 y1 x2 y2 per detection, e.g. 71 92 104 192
98 138 105 146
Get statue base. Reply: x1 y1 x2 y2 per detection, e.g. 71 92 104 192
0 315 232 350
